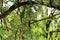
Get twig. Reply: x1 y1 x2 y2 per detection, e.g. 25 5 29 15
31 13 60 24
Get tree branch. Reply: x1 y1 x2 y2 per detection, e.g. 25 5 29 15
31 13 60 24
0 1 37 19
0 1 60 19
50 31 60 33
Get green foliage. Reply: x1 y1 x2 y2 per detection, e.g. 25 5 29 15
0 0 60 40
